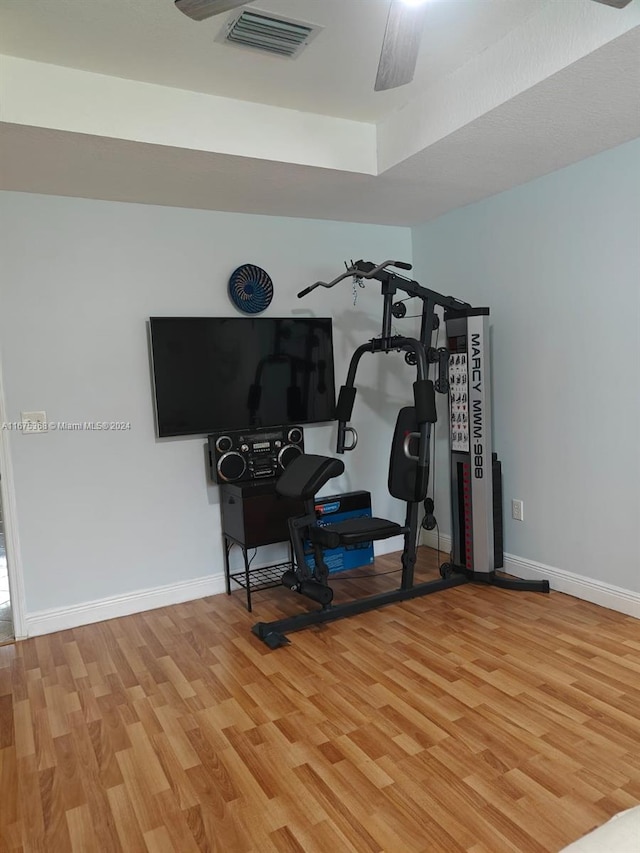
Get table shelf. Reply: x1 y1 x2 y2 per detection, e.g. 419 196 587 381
220 479 301 612
223 533 294 612
228 560 292 595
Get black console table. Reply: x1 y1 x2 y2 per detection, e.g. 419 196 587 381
220 479 304 612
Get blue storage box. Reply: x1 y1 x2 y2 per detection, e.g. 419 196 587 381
304 490 374 574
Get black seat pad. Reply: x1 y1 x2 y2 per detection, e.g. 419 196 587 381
311 517 405 549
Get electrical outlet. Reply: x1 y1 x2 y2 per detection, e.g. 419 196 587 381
511 499 524 522
21 411 48 433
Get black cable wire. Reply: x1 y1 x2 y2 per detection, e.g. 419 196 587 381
329 568 402 580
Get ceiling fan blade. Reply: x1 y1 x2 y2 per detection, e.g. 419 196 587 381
175 0 249 21
590 0 633 7
375 0 428 92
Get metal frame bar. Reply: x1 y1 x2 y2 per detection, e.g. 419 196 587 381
252 573 470 647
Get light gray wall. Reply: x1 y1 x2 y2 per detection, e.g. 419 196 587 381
412 137 640 591
0 193 412 613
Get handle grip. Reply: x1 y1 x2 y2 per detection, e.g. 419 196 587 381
342 426 358 451
403 431 420 461
298 283 319 298
298 259 411 299
337 425 358 453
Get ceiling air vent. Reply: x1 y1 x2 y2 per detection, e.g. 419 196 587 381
219 10 321 59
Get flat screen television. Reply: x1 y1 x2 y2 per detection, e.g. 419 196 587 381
149 316 336 437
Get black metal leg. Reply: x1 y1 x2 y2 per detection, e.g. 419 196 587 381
400 503 419 590
489 574 550 593
442 564 550 594
223 537 232 596
242 547 252 613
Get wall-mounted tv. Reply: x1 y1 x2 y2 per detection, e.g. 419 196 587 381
149 317 336 437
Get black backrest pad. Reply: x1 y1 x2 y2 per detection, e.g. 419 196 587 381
388 407 429 502
276 454 345 500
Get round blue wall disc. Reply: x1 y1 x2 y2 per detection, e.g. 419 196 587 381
228 264 273 314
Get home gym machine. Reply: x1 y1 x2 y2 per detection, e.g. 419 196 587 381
252 260 549 648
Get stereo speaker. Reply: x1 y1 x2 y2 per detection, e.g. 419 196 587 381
208 425 304 484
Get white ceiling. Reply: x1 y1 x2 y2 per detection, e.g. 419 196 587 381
0 0 639 225
0 0 549 122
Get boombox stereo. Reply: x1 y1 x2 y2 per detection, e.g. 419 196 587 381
208 425 304 484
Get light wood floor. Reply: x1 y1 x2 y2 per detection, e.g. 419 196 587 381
1 547 639 853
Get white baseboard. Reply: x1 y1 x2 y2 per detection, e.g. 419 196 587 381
420 529 453 559
23 538 406 638
24 572 228 637
24 533 640 638
422 530 640 619
374 534 406 556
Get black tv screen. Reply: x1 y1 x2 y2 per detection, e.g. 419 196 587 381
149 317 336 437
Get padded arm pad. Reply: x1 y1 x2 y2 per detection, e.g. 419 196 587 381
336 386 357 422
276 454 345 500
414 379 437 424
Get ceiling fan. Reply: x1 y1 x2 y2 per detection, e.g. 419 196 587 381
174 0 634 92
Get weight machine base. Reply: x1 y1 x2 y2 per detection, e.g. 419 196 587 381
487 574 550 592
252 567 550 647
440 562 550 593
252 574 469 647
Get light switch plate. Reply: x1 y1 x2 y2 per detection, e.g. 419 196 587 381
21 411 48 433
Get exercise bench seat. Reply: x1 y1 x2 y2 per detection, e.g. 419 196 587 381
277 451 406 551
310 516 406 549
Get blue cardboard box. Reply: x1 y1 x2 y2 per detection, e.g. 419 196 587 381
304 490 374 574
